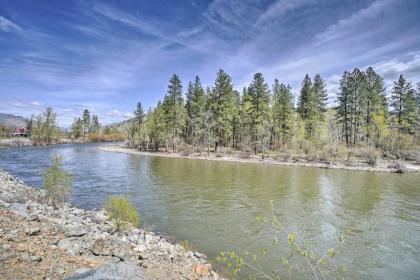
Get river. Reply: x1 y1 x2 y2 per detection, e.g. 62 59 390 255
1 143 419 279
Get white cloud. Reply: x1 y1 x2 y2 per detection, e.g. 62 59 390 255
314 0 395 46
256 0 314 25
0 16 22 32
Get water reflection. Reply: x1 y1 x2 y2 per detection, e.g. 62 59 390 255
0 143 419 279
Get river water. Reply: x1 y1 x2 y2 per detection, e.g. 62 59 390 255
1 143 419 279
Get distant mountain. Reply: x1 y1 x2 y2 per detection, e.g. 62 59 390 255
0 113 26 128
102 118 132 133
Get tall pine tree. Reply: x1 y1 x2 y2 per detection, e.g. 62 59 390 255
272 79 294 147
209 69 235 151
185 76 206 149
162 74 185 152
245 73 271 156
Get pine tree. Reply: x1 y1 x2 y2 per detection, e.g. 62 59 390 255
162 74 185 152
147 102 165 151
231 90 243 148
390 74 416 133
209 69 235 151
185 76 206 149
71 117 84 139
297 74 318 139
272 79 294 147
336 71 352 146
313 74 328 121
131 102 145 148
90 115 100 134
245 73 271 156
82 109 90 141
364 67 385 141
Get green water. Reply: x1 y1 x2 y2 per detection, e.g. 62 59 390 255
1 143 419 279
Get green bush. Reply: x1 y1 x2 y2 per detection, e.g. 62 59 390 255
43 154 72 205
104 196 140 231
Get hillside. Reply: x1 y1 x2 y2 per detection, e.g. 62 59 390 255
0 113 26 128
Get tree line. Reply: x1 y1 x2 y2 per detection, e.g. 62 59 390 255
129 68 419 158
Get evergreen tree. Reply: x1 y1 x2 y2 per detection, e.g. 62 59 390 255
162 74 184 152
90 115 101 134
364 67 386 141
231 90 243 148
71 117 84 139
147 102 165 151
390 74 417 133
209 69 235 151
313 74 328 121
185 76 206 149
82 109 91 141
244 73 271 156
272 79 294 147
297 74 318 139
131 102 145 148
336 71 352 146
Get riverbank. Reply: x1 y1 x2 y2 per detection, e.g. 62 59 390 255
0 138 125 149
0 169 221 280
98 145 420 173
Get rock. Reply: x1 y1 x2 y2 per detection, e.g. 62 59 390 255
31 255 42 262
91 238 112 256
193 263 212 277
9 203 29 218
193 251 206 259
18 252 30 262
64 261 147 280
66 226 88 237
55 266 66 275
25 227 41 236
28 213 40 222
58 237 85 255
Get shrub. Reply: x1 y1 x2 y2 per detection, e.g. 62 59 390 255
360 148 377 167
43 154 72 206
104 196 140 231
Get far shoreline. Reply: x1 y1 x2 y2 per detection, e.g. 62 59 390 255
97 145 420 173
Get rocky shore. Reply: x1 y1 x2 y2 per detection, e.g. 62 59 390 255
0 169 222 280
98 145 420 173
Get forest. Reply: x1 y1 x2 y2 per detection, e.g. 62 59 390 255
122 67 419 164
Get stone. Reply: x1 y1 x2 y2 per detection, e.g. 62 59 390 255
55 266 66 275
18 252 30 262
31 255 42 262
9 203 29 218
25 227 41 236
28 214 40 222
64 261 147 280
91 238 112 256
66 226 88 237
58 237 85 256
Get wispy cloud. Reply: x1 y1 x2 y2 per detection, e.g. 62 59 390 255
0 16 22 32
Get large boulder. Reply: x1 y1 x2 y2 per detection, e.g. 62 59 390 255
64 261 147 280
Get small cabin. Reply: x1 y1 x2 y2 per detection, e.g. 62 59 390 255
9 127 30 137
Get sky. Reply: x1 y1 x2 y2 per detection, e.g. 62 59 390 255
1 0 420 127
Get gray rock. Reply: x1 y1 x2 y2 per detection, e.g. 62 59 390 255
64 262 147 280
91 238 112 256
25 227 41 236
9 203 29 217
58 237 85 255
18 252 30 262
66 226 88 237
31 255 42 262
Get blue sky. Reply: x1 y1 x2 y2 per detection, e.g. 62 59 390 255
1 0 420 126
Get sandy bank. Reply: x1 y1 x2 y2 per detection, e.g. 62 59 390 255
98 145 420 173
